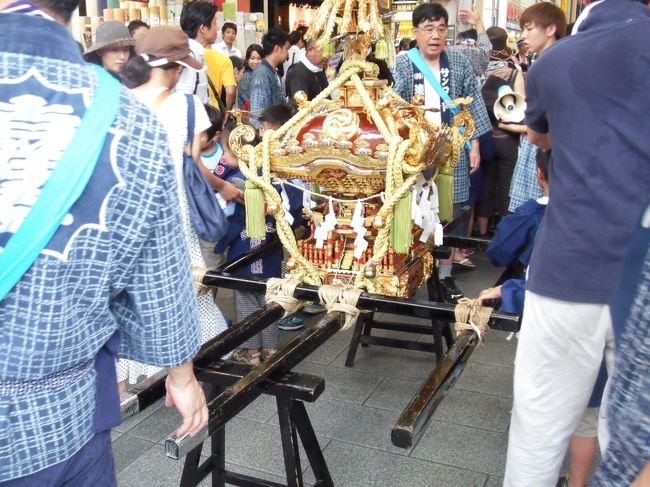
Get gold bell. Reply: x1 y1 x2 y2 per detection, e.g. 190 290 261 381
286 258 297 271
373 215 385 229
412 94 425 106
267 203 280 216
293 91 309 110
364 262 377 278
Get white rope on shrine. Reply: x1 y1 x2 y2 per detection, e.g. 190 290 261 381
191 266 211 296
265 277 303 317
453 298 492 346
318 284 364 331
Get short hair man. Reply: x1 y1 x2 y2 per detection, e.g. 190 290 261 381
213 21 242 58
519 1 566 55
285 38 328 103
514 39 531 71
249 28 290 128
0 0 208 484
392 3 491 303
177 0 219 103
503 1 650 485
283 29 305 76
204 47 237 115
396 37 411 54
259 103 294 133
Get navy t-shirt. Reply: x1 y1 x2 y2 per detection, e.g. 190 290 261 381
524 0 650 303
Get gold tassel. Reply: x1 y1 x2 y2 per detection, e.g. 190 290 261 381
437 164 454 223
323 40 336 58
374 38 388 60
391 193 412 253
244 181 267 239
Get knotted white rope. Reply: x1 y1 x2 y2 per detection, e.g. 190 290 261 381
265 277 303 317
453 298 492 346
318 284 364 331
192 266 211 296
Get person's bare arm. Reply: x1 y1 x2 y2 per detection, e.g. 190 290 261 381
165 361 208 437
224 85 236 111
469 138 480 175
190 133 202 162
199 163 244 204
514 70 526 97
498 122 528 134
528 127 551 150
631 461 650 487
192 149 245 204
459 9 485 34
478 285 502 304
223 85 237 127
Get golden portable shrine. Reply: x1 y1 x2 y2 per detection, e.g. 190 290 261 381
229 5 476 298
119 2 523 486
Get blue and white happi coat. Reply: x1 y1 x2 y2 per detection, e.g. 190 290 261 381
0 12 201 481
393 49 491 203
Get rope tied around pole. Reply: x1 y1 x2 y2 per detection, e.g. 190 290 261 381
192 266 211 296
453 298 492 346
265 277 303 317
318 284 364 331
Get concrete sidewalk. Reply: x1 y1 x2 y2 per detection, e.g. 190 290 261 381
112 252 518 487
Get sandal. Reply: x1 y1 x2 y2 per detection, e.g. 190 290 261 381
231 347 262 366
460 248 475 258
261 348 277 361
453 257 476 268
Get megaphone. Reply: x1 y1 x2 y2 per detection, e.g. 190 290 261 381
494 85 526 124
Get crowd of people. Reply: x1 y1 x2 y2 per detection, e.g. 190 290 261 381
1 0 648 485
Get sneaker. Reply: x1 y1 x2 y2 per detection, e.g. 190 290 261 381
278 316 304 331
302 302 326 315
439 276 464 304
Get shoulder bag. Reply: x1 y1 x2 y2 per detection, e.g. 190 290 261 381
181 94 228 242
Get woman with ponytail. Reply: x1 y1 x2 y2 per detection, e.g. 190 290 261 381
117 27 235 387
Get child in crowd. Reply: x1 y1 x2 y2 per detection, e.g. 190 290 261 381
478 150 606 487
214 104 303 365
199 104 225 174
196 105 237 271
478 149 549 313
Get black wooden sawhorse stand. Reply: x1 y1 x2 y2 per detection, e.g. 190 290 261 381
345 267 454 366
179 360 333 487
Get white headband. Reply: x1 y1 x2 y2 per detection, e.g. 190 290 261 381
140 53 171 67
139 53 204 72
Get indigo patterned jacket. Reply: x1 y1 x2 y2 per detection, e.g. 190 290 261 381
393 50 491 203
249 59 285 128
237 69 254 108
0 13 201 481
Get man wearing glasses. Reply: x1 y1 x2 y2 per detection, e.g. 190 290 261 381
393 2 490 304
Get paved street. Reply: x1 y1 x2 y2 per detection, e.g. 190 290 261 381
112 252 521 487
